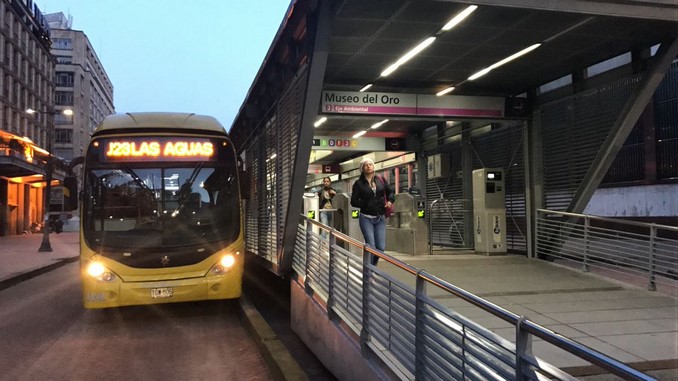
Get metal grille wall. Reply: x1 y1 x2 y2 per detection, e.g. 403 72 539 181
243 68 309 264
655 61 678 179
470 125 527 253
539 74 641 211
424 143 465 249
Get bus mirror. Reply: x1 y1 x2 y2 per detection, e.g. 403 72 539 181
63 176 78 211
239 170 250 200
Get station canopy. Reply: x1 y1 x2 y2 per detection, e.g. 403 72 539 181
232 0 678 166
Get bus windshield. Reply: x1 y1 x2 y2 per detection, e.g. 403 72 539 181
83 162 240 250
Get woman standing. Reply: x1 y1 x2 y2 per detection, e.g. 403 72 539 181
351 158 394 265
317 176 336 238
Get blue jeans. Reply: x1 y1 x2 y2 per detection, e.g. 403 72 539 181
359 214 385 265
320 211 333 238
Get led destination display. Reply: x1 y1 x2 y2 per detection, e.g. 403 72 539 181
94 137 220 162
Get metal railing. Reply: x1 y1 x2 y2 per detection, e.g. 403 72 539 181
536 209 678 291
294 215 654 381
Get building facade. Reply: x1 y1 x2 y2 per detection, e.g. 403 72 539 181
45 12 114 161
0 0 54 236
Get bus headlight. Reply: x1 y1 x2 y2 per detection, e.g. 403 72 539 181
86 262 117 282
210 253 238 275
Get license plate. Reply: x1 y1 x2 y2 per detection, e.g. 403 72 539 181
151 287 173 299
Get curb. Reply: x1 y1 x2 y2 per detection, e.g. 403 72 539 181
238 295 309 381
0 256 79 292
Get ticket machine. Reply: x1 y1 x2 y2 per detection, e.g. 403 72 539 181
472 168 506 255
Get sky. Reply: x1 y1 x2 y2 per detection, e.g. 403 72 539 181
37 0 291 130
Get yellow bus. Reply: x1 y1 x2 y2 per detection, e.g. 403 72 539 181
80 113 244 308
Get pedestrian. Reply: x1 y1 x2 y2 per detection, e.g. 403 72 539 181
54 216 64 234
317 176 336 238
350 158 394 265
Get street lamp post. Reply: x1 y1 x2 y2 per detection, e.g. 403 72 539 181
26 107 73 252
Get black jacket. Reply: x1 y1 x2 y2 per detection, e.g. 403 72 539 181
317 187 336 209
350 175 394 216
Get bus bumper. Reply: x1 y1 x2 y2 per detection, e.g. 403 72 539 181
82 269 243 309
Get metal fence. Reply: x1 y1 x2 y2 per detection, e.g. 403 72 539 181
536 209 678 291
293 215 654 381
428 198 473 253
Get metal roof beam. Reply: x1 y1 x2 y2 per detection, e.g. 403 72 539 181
436 0 678 21
567 37 678 214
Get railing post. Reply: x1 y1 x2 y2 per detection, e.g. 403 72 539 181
360 244 371 355
327 229 338 319
648 225 657 291
534 209 540 260
583 216 590 272
515 316 533 381
414 271 426 380
304 218 313 295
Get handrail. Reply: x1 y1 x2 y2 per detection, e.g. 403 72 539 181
303 214 654 381
537 208 678 232
536 208 677 291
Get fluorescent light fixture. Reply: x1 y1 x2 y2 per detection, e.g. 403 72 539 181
359 84 373 92
63 109 74 116
313 117 327 127
381 36 436 77
436 86 455 96
270 153 277 160
26 108 36 114
468 67 492 80
352 130 367 138
441 5 477 31
468 43 541 81
370 119 389 129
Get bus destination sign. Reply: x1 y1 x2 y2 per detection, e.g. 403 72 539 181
96 137 218 162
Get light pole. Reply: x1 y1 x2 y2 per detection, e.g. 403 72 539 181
26 107 73 252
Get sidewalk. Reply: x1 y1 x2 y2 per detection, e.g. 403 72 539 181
0 231 79 290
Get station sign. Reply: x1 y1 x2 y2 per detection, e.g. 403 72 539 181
312 136 384 151
308 163 341 174
321 91 504 118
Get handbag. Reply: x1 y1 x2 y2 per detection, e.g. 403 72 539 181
384 194 393 218
378 176 394 218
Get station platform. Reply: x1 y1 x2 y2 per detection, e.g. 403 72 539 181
381 251 678 377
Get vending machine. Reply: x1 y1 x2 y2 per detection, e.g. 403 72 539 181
472 168 506 255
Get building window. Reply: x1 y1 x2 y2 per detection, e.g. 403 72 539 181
52 38 72 50
55 55 72 64
55 91 74 105
56 71 74 87
54 112 73 125
54 128 72 143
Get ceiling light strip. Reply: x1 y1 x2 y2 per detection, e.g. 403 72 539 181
468 43 541 80
436 86 455 96
313 117 327 127
352 130 367 138
441 5 477 31
381 36 437 77
359 84 373 92
370 119 389 129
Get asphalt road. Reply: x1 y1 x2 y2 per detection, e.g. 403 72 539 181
0 263 273 381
